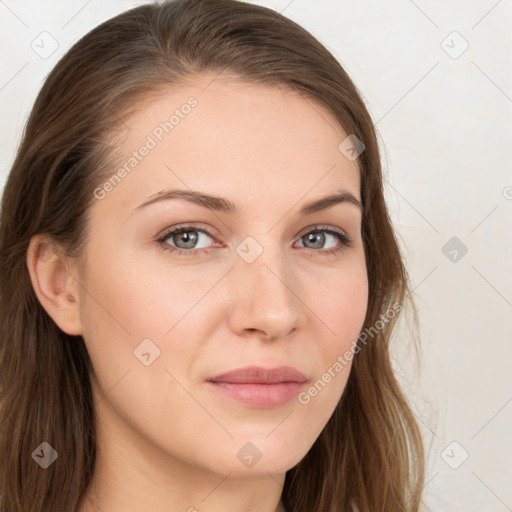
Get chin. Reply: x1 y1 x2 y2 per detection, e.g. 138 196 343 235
212 432 313 477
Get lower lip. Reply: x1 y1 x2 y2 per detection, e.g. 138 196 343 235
207 381 305 409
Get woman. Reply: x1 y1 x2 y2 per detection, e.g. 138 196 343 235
0 0 425 511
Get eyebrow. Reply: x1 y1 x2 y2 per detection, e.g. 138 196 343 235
132 188 363 216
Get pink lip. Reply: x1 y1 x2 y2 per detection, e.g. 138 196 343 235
206 365 307 409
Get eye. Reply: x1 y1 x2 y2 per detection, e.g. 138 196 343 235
157 225 217 256
294 225 353 255
156 223 353 256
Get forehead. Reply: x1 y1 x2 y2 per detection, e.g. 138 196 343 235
96 74 361 218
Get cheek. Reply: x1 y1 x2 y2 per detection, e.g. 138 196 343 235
77 241 214 394
80 242 198 341
296 267 367 438
308 258 369 351
76 243 165 384
300 257 367 412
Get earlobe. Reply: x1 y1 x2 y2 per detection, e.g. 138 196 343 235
26 234 83 336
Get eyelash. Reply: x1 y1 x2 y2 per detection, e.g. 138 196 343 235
156 223 353 257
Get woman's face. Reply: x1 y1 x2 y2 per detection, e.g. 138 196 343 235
74 74 368 478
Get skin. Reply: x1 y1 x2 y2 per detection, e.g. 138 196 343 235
27 73 368 512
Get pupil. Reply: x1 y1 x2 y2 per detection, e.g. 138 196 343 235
176 231 198 248
306 232 324 249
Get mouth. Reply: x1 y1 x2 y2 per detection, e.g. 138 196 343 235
206 365 308 409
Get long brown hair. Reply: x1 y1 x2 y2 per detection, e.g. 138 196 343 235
0 1 425 510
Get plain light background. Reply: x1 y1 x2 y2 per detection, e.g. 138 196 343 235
1 1 511 510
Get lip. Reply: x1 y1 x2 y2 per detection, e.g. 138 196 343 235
206 365 307 409
208 365 307 384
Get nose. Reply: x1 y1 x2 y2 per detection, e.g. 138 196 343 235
226 248 304 342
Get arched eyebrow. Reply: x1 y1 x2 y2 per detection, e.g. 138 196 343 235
298 191 363 215
131 188 363 216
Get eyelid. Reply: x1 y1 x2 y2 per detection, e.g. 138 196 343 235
295 223 351 241
157 222 351 240
156 222 220 242
156 222 353 254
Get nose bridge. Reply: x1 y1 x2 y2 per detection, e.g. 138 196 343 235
228 238 302 338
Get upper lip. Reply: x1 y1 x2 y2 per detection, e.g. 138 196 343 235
207 365 307 384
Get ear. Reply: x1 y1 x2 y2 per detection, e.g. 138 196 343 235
26 234 83 336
